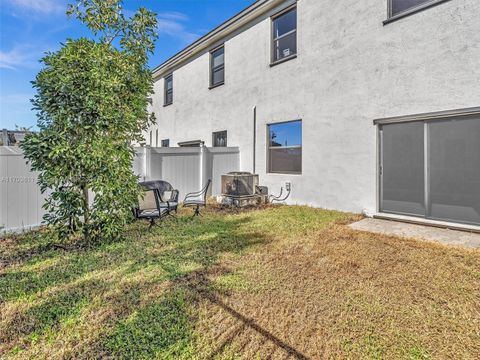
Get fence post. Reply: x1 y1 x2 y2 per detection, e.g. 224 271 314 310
144 146 151 181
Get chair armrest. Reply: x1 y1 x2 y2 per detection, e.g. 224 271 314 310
171 189 179 202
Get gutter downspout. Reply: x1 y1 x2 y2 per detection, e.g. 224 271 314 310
253 106 256 174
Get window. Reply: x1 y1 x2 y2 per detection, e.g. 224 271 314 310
212 131 227 147
388 0 449 19
155 129 158 147
210 46 225 88
161 139 170 147
271 6 297 64
178 140 204 147
164 74 173 106
268 120 302 174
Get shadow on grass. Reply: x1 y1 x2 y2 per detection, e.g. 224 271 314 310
0 215 256 302
1 278 109 346
0 212 280 358
98 264 311 359
101 289 196 359
171 270 311 360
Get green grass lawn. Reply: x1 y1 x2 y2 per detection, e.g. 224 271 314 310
1 205 479 359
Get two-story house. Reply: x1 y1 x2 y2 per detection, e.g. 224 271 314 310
147 0 480 228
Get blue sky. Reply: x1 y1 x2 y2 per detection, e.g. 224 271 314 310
0 0 254 130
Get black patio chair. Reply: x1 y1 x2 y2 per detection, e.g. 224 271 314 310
183 179 211 216
134 180 179 228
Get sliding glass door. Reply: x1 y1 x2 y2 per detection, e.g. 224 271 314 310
380 115 480 226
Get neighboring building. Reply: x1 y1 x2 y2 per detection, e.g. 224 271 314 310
147 0 480 227
1 129 29 146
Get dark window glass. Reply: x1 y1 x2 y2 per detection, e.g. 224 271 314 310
268 120 302 173
161 139 170 147
273 8 296 38
428 117 480 225
270 148 302 174
391 0 440 17
381 122 425 216
272 8 297 63
210 47 225 87
164 74 173 105
213 131 227 147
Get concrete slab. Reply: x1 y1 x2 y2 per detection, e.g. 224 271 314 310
349 218 480 249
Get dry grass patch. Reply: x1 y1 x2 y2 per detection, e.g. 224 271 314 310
1 205 479 359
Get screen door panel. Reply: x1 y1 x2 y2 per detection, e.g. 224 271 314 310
428 117 480 225
381 122 425 216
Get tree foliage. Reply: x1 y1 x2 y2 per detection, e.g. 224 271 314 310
21 0 158 242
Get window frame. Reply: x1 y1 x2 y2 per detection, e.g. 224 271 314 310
164 74 173 106
209 45 225 89
385 0 451 24
267 119 302 175
212 130 228 147
270 4 297 66
161 139 170 147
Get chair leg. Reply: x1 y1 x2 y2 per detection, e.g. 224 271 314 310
148 218 156 229
166 211 178 222
193 205 200 217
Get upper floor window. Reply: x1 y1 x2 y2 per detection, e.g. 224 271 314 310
271 6 297 64
389 0 448 18
164 74 173 106
210 46 225 88
212 131 227 147
268 120 302 174
161 139 170 147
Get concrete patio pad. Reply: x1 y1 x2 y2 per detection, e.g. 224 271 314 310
350 218 480 249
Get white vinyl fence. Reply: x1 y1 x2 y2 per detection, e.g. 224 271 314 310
133 146 240 199
1 146 239 233
0 147 47 233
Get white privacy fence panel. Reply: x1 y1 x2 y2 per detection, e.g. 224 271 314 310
0 147 47 233
208 148 241 196
132 147 146 181
1 146 240 233
133 146 240 199
150 148 202 199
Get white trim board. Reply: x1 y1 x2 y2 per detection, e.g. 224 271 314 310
373 213 480 234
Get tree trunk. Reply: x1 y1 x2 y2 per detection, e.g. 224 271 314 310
82 185 90 242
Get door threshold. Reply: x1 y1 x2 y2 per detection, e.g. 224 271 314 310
373 213 480 234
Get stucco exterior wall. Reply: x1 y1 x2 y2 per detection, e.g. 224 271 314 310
148 0 480 214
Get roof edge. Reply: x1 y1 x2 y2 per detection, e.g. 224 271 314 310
151 0 284 79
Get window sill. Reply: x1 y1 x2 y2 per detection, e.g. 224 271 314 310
270 54 297 67
163 103 173 107
383 0 451 25
267 171 302 176
209 82 224 90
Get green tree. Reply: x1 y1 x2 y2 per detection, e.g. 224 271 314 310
21 0 158 242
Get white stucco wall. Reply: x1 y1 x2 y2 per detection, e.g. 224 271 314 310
148 0 480 214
